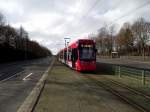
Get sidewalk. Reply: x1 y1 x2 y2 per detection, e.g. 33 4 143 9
34 61 139 112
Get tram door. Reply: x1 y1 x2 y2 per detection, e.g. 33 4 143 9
71 48 78 68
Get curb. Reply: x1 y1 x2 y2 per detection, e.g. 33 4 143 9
17 57 55 112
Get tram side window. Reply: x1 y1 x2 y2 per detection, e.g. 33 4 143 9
71 48 78 61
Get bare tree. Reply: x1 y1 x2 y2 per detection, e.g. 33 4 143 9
108 25 116 52
96 25 117 56
97 26 109 55
132 18 149 57
116 22 134 55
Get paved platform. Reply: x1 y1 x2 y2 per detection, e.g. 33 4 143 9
34 61 139 112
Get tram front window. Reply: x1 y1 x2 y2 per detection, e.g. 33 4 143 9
79 45 95 60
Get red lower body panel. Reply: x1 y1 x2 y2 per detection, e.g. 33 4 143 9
76 61 96 71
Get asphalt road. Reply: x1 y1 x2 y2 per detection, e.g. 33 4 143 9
0 57 52 112
97 58 150 70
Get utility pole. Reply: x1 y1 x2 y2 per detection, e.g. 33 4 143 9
24 37 27 60
111 30 113 52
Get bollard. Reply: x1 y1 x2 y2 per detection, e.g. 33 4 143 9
141 70 145 85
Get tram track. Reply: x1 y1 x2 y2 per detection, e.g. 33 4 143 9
101 76 150 99
84 75 149 112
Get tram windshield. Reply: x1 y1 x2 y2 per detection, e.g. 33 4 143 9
79 44 96 60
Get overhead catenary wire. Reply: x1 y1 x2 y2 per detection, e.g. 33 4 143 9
107 0 150 27
66 0 103 38
79 0 102 20
75 0 150 35
56 0 103 53
56 0 102 43
58 0 150 35
61 0 102 31
58 0 150 43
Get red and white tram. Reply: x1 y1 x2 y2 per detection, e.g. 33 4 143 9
58 39 96 71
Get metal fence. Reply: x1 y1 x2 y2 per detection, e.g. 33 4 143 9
114 65 150 85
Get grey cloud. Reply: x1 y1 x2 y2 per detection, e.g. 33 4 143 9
0 0 150 54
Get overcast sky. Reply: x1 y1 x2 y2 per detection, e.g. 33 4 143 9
0 0 150 54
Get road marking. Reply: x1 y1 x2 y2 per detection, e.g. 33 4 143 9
0 71 23 82
23 73 33 81
17 57 55 112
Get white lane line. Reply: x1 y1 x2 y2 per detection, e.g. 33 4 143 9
23 73 33 81
1 72 21 82
17 57 55 112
